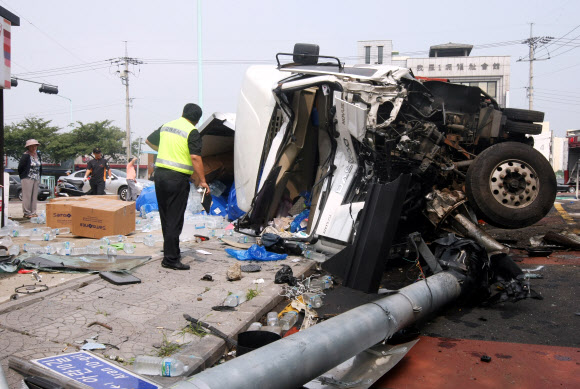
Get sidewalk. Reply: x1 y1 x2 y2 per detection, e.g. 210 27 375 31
0 201 316 387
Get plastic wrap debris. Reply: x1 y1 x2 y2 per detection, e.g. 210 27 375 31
290 209 309 233
227 182 246 221
225 244 287 261
261 233 303 255
135 185 158 213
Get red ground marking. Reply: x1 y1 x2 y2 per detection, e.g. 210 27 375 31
373 336 579 389
511 250 580 265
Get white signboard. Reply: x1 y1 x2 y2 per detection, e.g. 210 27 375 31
1 17 10 89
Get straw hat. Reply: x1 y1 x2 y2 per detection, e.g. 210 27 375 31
24 139 40 148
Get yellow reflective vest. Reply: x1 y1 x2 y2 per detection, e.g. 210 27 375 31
155 117 196 175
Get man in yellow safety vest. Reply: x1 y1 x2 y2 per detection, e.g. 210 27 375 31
146 103 210 270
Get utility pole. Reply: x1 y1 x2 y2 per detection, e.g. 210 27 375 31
111 43 142 162
518 23 553 110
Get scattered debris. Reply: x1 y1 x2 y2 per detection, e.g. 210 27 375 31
81 342 106 350
481 355 492 363
196 249 213 255
543 231 580 250
274 265 297 286
88 321 113 331
226 263 242 281
15 283 48 295
201 274 213 281
240 264 261 272
99 271 142 285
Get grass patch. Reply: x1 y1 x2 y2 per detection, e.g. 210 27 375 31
96 310 109 316
178 322 208 339
156 331 182 357
246 285 260 301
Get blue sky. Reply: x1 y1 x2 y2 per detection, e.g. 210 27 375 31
2 0 579 143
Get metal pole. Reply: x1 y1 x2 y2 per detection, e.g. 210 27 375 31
124 42 131 162
197 0 203 115
172 272 462 389
528 23 534 110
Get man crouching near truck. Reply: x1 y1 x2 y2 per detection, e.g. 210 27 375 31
146 103 210 271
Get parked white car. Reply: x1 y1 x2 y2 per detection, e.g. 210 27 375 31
57 168 152 201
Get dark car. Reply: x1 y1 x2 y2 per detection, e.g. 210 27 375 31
556 180 576 193
9 175 51 201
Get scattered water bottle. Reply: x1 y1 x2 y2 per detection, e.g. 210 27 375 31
55 227 70 235
133 356 188 377
247 322 262 331
57 242 73 256
23 243 44 254
30 230 43 241
42 232 55 241
0 237 13 247
143 235 156 247
8 245 20 256
303 250 326 262
303 293 323 309
71 247 88 255
266 312 279 327
133 236 144 243
261 325 282 336
87 245 101 255
44 245 57 255
223 291 247 307
279 311 298 331
107 247 117 262
123 244 136 254
237 235 257 244
308 276 332 291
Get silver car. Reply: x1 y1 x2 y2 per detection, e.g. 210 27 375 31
58 168 153 201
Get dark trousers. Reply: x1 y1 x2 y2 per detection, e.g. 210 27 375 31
155 168 191 263
89 180 106 195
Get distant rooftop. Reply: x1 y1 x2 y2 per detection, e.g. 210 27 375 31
429 43 473 57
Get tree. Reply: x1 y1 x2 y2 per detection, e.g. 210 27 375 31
68 120 126 160
4 117 62 161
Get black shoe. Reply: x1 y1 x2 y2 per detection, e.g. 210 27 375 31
161 260 190 270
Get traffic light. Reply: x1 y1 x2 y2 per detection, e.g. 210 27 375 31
10 78 17 87
39 84 58 94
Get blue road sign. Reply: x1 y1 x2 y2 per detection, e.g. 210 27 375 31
33 351 160 389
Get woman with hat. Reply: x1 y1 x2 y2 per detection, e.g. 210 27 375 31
17 139 43 218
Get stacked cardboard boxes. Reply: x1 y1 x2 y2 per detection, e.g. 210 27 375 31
46 196 135 238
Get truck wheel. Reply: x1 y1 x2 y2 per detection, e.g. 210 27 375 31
504 120 543 135
465 142 556 229
119 186 128 201
502 108 544 123
569 186 576 193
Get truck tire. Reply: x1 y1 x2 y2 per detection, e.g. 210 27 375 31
504 120 543 135
465 142 556 229
502 108 544 123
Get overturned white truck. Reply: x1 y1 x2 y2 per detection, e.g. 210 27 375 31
231 44 555 253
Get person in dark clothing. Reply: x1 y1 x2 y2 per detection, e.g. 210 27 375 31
146 103 210 270
83 147 110 195
18 139 43 218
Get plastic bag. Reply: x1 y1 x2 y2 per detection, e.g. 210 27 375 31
225 244 287 261
227 182 246 221
274 264 297 286
290 209 309 233
210 195 228 217
135 186 158 212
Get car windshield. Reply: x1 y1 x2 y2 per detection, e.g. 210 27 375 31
11 176 21 183
111 169 126 178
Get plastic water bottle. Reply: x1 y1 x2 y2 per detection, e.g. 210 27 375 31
0 237 13 247
87 245 101 255
223 291 247 307
9 245 20 256
143 235 155 247
308 276 332 290
279 311 298 331
266 312 279 327
55 227 70 235
247 322 262 331
303 293 323 309
104 235 127 243
133 356 188 377
123 244 136 254
303 250 326 261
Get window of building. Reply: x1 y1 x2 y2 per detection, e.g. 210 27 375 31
365 46 371 64
377 46 383 64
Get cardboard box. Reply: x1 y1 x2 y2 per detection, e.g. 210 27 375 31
71 200 135 238
46 199 88 228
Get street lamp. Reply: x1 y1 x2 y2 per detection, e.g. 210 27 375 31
55 94 73 126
